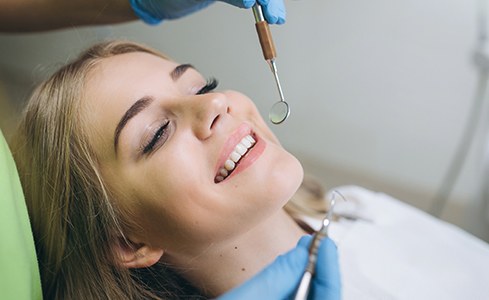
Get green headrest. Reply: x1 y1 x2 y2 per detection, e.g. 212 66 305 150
0 131 42 299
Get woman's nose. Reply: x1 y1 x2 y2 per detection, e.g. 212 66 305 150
185 92 229 140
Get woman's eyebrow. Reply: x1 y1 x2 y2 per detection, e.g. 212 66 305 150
114 96 154 155
170 63 195 81
113 63 194 155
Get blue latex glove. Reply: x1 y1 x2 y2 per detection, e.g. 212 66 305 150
129 0 285 25
218 235 341 300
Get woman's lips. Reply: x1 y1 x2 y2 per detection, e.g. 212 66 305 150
214 124 266 183
225 135 265 182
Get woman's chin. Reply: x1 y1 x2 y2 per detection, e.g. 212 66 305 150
269 154 304 207
285 158 304 202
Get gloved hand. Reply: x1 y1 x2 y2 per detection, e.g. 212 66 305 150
129 0 285 25
218 235 341 300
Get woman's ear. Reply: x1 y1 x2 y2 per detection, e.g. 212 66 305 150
113 238 164 269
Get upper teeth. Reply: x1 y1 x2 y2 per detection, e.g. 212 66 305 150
215 135 256 183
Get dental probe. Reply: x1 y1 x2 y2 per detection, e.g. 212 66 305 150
294 193 338 300
252 4 290 124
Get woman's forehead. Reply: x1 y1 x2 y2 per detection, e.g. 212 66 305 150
96 52 177 76
84 52 177 109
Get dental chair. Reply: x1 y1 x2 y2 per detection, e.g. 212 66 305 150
0 132 42 299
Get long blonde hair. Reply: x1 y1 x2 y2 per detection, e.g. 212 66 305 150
12 41 203 299
12 40 327 299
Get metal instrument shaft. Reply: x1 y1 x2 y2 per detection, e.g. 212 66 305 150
294 194 338 300
252 4 289 124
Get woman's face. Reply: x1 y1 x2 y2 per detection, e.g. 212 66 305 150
82 52 303 253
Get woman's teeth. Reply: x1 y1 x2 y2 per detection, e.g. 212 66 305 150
215 135 256 183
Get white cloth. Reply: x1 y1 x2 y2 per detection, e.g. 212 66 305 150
304 186 489 300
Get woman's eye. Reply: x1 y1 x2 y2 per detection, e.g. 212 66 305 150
196 78 219 95
142 120 170 155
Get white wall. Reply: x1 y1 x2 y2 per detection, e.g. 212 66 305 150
1 0 488 239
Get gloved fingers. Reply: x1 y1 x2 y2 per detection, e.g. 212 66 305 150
218 235 311 299
223 0 271 9
258 0 286 24
220 0 250 8
219 0 285 24
130 0 215 24
297 234 314 249
311 238 341 300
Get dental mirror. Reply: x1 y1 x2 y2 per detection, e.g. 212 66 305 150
267 59 290 124
251 4 291 125
269 100 290 124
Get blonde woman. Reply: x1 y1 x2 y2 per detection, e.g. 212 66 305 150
12 40 340 299
1 1 340 299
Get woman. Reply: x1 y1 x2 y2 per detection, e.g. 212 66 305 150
12 40 335 299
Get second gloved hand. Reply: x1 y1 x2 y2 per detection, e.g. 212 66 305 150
130 0 285 25
218 235 341 300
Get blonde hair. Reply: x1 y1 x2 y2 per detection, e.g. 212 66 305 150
12 40 203 299
12 40 327 299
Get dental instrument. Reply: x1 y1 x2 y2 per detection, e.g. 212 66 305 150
252 4 290 124
294 192 339 300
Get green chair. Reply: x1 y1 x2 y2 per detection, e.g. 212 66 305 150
0 131 42 299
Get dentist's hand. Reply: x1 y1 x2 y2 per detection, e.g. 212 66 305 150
129 0 285 25
220 0 285 24
218 235 341 300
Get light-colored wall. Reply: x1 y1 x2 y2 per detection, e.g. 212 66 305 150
1 0 488 240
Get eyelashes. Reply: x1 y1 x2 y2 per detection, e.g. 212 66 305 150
142 120 170 155
197 77 218 95
142 77 219 156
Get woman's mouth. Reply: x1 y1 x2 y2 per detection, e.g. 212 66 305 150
215 134 256 183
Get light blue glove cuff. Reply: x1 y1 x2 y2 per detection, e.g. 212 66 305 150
129 0 215 25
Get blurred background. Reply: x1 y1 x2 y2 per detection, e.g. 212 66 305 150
1 0 489 241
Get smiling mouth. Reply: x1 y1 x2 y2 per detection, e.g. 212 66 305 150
214 134 256 183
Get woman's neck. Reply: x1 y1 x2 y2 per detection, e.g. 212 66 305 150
166 209 305 297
